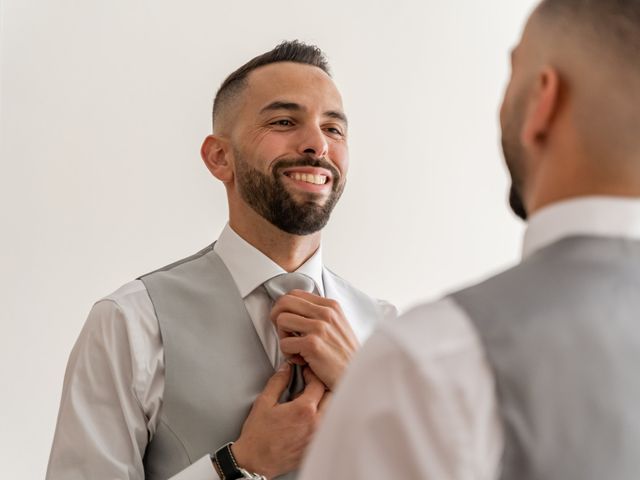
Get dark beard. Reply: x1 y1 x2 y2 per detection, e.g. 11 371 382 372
509 184 527 221
501 122 528 221
235 152 345 235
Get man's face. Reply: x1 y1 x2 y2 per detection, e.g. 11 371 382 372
500 24 535 221
228 62 349 235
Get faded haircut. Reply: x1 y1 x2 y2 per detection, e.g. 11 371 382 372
537 0 640 59
211 40 331 131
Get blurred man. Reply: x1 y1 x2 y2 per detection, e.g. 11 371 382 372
301 1 640 479
47 41 394 480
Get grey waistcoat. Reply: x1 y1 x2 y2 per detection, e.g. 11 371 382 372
451 236 640 480
139 244 381 480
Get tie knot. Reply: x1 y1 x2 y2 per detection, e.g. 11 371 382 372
264 272 315 301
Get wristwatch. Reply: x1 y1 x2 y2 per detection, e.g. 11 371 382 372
212 442 266 480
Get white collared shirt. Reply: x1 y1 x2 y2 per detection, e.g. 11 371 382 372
214 225 325 367
46 224 386 480
300 196 640 480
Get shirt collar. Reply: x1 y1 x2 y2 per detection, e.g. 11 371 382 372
213 223 325 298
522 196 640 259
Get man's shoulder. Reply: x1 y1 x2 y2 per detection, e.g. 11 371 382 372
90 245 211 321
91 280 155 327
381 297 480 364
102 279 148 302
78 279 158 367
138 243 216 281
451 259 529 301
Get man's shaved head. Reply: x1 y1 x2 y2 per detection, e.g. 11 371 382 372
500 0 640 219
212 41 331 134
535 0 640 162
537 0 640 59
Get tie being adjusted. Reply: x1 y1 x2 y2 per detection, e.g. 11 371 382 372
263 272 315 403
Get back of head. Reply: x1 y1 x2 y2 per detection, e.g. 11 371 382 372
502 0 640 219
535 0 640 164
538 0 640 39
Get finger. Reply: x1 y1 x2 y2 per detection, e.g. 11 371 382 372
276 299 359 355
280 335 316 359
270 295 330 325
281 335 331 365
288 354 306 365
287 291 343 311
274 312 321 338
298 368 326 405
259 363 292 405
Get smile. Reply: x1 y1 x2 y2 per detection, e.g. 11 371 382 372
284 172 328 185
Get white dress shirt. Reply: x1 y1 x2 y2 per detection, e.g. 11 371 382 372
46 224 392 480
300 196 640 480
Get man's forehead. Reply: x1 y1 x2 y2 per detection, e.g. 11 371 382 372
244 62 343 110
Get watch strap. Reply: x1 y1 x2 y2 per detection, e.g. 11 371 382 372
212 442 265 480
213 442 243 480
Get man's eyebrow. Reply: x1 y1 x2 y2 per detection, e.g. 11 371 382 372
259 101 348 125
325 110 348 126
259 101 303 114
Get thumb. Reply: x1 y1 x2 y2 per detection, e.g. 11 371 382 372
260 363 292 404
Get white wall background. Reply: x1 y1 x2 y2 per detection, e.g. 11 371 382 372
1 0 538 477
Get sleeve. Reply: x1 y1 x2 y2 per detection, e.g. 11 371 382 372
169 456 219 480
46 298 221 480
299 298 503 480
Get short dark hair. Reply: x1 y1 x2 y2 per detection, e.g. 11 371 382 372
537 0 640 58
211 40 331 130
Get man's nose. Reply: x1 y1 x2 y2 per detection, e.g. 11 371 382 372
297 124 329 158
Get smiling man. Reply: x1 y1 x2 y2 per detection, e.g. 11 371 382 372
46 41 395 480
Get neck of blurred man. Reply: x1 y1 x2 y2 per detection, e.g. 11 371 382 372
525 118 640 217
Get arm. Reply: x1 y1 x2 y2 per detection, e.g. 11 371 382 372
299 299 504 480
46 296 221 480
231 365 328 479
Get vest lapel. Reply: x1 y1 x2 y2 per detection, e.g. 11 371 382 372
206 251 274 370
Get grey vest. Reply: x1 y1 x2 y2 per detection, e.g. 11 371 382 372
139 244 382 480
451 236 640 480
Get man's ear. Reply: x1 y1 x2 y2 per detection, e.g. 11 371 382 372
521 66 560 150
201 135 234 183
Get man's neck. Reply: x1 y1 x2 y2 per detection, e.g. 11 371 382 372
529 167 640 217
524 144 640 217
229 212 322 273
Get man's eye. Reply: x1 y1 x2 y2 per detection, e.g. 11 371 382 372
271 119 293 126
327 127 344 136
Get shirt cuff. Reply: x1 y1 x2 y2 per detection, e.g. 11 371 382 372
168 454 220 480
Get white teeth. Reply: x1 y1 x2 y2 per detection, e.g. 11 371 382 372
289 173 328 185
